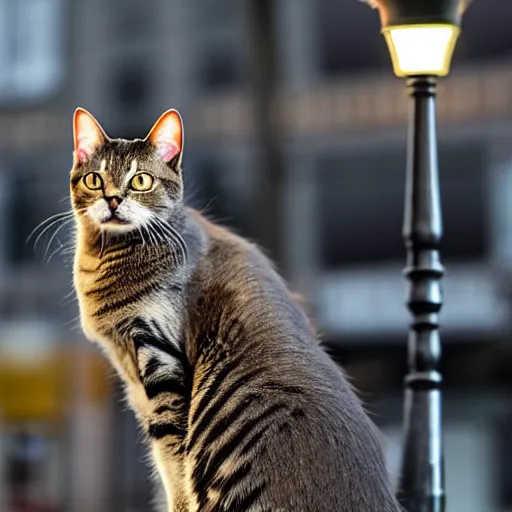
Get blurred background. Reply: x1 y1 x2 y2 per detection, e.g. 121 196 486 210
0 0 511 511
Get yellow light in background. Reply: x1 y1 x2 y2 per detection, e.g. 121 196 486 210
383 25 460 77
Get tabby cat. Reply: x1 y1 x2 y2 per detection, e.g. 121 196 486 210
70 108 402 512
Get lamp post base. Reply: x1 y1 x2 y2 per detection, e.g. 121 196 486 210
398 76 445 512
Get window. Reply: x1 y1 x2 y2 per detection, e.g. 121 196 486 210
194 0 237 26
186 158 235 224
112 0 152 39
5 153 72 268
7 173 42 266
108 61 154 139
0 171 7 270
197 42 243 91
185 153 250 234
0 0 64 101
497 409 512 509
317 142 486 268
112 62 151 110
192 0 245 91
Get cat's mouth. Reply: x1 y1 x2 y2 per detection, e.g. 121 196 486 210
101 214 132 229
103 218 130 225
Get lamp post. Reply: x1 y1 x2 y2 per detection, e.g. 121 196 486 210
360 1 472 511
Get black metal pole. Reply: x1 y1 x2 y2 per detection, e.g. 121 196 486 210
398 76 445 512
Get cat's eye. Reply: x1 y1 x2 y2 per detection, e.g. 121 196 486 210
130 173 154 192
83 172 103 190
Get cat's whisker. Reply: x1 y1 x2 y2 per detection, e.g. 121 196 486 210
32 216 73 249
64 315 81 329
144 229 153 247
162 221 188 258
27 211 74 245
46 244 64 263
148 221 168 246
62 295 78 307
149 218 168 243
136 226 147 248
152 217 188 262
150 227 160 247
150 220 180 263
144 224 159 247
59 245 75 257
61 287 76 302
153 222 181 266
155 216 185 247
62 242 75 253
152 224 181 267
58 196 72 205
44 218 74 261
47 240 74 263
199 196 218 217
60 283 79 306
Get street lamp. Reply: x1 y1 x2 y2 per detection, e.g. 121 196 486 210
360 1 472 511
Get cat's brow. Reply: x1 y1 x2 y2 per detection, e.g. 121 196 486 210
99 159 107 172
123 159 139 186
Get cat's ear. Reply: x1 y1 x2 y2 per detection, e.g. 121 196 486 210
73 108 108 164
145 109 183 165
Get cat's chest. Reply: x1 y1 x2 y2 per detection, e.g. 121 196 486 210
79 283 186 409
74 245 183 339
78 273 183 348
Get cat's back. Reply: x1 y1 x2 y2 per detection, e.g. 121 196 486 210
184 210 401 511
186 207 302 302
187 208 373 424
185 209 319 355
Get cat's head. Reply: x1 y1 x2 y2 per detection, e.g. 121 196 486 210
70 108 184 235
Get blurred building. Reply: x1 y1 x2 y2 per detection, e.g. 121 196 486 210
0 0 511 511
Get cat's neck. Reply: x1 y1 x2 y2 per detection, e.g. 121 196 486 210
75 206 206 274
180 207 208 267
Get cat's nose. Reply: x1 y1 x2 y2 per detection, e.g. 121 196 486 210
106 196 123 212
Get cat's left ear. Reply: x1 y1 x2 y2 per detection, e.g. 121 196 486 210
145 109 183 167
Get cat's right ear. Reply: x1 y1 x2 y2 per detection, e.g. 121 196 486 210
73 108 108 164
145 109 184 167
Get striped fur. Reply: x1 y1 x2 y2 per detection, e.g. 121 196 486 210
71 110 402 512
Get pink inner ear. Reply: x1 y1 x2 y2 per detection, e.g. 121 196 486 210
76 138 93 163
156 140 180 162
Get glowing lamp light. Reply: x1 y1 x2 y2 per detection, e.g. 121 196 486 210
361 0 472 78
383 24 460 77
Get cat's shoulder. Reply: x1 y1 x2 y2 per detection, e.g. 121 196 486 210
185 206 260 254
184 206 283 287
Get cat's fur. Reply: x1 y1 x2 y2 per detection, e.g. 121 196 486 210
70 108 402 512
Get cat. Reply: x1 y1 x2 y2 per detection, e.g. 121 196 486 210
70 107 403 512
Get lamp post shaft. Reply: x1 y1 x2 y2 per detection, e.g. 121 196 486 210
399 76 445 512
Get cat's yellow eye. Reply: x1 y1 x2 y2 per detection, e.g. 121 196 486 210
83 172 103 190
130 172 154 192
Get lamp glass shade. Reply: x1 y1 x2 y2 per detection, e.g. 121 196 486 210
383 24 460 77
